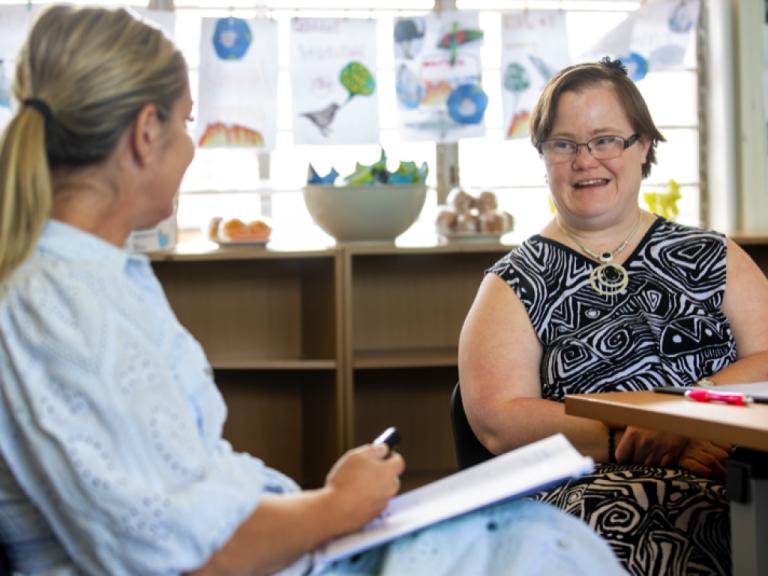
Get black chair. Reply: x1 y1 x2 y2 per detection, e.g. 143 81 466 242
0 543 10 576
450 382 494 470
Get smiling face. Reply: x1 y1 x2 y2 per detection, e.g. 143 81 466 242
544 84 650 231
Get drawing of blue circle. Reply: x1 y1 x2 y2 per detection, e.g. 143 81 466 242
447 84 488 125
213 18 253 60
619 53 649 82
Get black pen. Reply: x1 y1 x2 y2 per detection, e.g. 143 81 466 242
373 427 400 456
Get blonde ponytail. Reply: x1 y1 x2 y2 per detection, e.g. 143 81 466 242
0 106 51 283
0 5 187 282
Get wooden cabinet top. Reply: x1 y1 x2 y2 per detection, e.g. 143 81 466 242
148 237 519 262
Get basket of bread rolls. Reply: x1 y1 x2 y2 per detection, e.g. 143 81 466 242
436 188 514 241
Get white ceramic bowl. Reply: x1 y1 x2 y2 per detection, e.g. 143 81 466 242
303 184 428 242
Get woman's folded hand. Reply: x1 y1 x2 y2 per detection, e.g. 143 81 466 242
616 427 731 479
615 426 688 468
676 439 732 480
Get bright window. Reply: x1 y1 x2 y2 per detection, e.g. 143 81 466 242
172 1 700 242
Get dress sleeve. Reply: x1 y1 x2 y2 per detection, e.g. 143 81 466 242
0 264 290 575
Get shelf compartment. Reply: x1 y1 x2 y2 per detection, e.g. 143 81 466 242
352 367 459 480
353 347 458 369
350 251 507 353
153 256 339 365
215 369 342 489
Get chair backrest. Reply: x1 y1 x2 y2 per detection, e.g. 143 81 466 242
450 382 494 470
0 542 10 576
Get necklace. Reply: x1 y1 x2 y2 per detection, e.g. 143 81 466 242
556 213 643 296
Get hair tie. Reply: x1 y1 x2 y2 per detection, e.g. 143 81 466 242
23 98 54 125
599 56 629 76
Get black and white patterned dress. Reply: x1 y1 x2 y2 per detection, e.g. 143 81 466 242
488 218 734 576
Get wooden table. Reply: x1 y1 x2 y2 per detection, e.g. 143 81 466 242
565 390 768 576
565 389 768 451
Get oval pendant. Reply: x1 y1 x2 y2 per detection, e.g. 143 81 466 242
589 263 629 295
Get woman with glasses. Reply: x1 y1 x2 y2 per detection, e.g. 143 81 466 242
459 58 768 576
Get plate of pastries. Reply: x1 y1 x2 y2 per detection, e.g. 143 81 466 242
436 188 514 242
206 217 273 246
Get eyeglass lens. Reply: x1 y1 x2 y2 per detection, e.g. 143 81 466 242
541 136 630 163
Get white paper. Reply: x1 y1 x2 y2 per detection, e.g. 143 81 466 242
313 433 594 568
630 0 700 71
290 18 379 146
196 17 278 151
714 382 768 400
394 11 487 143
501 11 570 140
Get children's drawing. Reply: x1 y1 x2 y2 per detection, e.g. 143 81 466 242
437 22 484 66
291 18 379 145
198 122 264 147
395 11 486 143
629 0 700 70
300 103 340 137
213 17 253 61
501 12 570 140
394 18 425 60
196 17 278 150
618 52 649 81
299 61 376 137
447 84 488 125
396 64 422 109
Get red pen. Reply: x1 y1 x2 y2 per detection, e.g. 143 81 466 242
684 388 754 406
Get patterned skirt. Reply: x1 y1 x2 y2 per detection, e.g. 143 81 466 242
527 464 731 576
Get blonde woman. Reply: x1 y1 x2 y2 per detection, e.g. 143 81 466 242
0 7 629 576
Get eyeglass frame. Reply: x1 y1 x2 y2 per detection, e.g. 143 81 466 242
536 133 641 163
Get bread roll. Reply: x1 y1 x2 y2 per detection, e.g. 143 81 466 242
436 209 458 235
455 212 479 233
475 191 498 213
449 188 474 214
479 210 505 233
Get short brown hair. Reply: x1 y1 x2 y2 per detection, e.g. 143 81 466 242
529 58 665 179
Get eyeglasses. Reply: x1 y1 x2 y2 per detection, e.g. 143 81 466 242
537 134 640 164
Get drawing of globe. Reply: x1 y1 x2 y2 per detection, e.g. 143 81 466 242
213 17 253 60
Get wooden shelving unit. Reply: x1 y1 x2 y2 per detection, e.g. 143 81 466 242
150 239 514 491
151 244 344 489
342 243 512 490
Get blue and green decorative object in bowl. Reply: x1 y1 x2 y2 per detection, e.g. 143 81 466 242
213 17 253 61
303 150 429 242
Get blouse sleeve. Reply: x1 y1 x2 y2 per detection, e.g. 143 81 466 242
0 262 291 575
